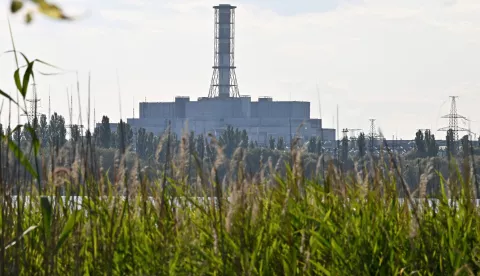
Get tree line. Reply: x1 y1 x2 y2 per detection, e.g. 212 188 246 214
4 113 480 165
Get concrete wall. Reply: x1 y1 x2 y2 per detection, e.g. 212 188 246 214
139 102 175 119
186 98 245 119
127 117 333 145
251 101 309 119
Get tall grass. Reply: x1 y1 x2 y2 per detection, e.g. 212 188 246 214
1 131 480 275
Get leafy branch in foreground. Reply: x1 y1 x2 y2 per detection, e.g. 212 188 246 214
10 0 75 24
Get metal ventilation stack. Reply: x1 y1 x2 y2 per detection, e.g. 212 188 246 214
208 4 240 98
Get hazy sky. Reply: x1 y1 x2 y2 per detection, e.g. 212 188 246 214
1 0 480 139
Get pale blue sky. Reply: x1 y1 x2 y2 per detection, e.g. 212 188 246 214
1 0 480 139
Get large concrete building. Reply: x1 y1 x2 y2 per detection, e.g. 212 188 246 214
127 96 335 146
125 4 335 145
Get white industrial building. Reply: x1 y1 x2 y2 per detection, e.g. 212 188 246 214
125 4 335 145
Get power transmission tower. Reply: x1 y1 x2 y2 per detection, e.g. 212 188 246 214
438 96 469 141
368 119 378 152
22 83 42 122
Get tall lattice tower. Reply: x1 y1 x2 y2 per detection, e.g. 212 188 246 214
23 83 41 122
438 96 468 141
368 119 377 152
208 4 240 98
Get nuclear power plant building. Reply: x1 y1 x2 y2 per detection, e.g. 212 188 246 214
126 4 335 145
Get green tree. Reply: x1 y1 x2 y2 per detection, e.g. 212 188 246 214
70 124 81 144
146 132 155 158
277 137 285 151
358 132 366 158
116 120 133 150
341 135 349 164
99 115 111 148
188 131 195 154
415 130 426 155
85 129 92 146
195 134 205 160
219 125 240 156
49 112 66 149
136 128 147 158
461 135 470 158
446 129 455 158
424 130 438 157
110 131 118 149
316 137 322 155
269 136 276 150
307 137 316 153
39 114 48 147
240 129 248 149
21 117 39 144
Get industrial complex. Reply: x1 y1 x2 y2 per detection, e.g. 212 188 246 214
126 4 335 145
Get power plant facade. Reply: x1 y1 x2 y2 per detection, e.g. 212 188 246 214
126 4 335 145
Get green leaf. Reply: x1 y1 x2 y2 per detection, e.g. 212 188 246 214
40 196 53 241
10 0 23 13
5 225 39 250
8 124 23 135
0 88 19 106
25 11 33 24
3 135 38 179
38 2 71 20
55 211 79 253
21 61 35 98
14 69 22 93
310 260 331 276
331 239 345 260
4 50 30 66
